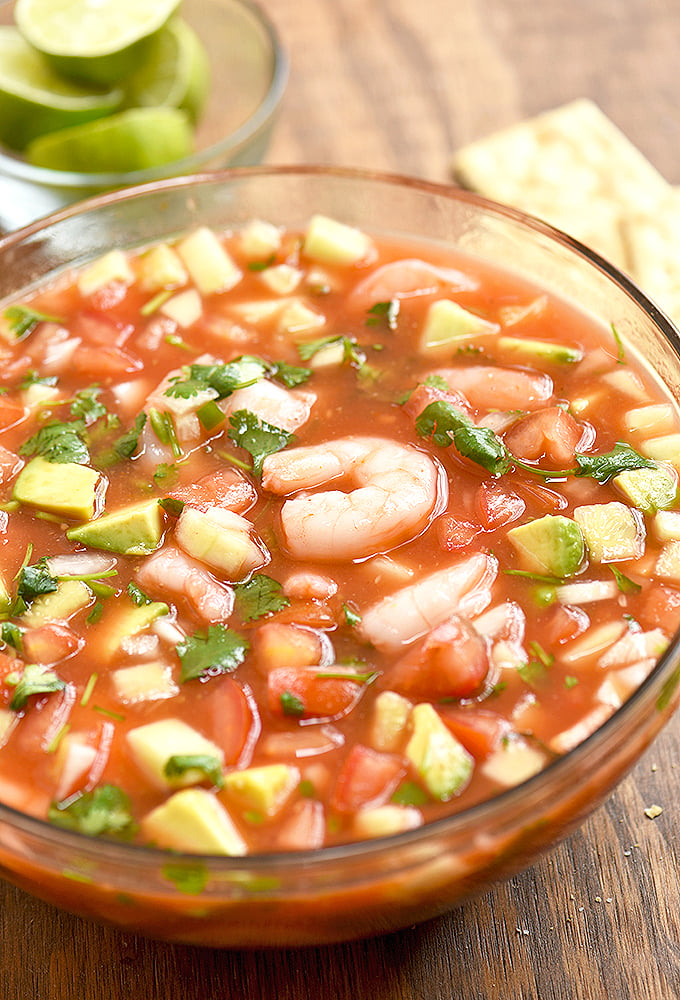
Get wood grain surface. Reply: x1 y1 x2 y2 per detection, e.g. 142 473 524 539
3 1 680 997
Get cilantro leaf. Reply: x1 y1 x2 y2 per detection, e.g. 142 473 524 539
416 400 511 476
574 442 653 483
17 560 59 602
98 413 147 467
177 624 249 683
165 356 267 400
343 603 362 628
233 574 290 622
19 370 58 390
297 335 366 368
70 386 107 422
268 360 312 388
280 690 305 717
1 621 22 650
164 754 224 788
20 419 89 464
8 663 66 711
366 299 400 330
127 582 152 606
609 564 642 594
228 409 294 475
4 304 62 339
48 784 136 838
162 862 209 895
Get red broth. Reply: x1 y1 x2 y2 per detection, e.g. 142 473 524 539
0 214 677 856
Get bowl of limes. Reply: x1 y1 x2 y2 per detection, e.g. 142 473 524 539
0 0 288 230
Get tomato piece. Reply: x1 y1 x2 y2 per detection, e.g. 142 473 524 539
402 381 472 421
198 677 258 767
387 618 489 700
436 514 480 551
0 396 25 430
71 345 142 379
542 604 590 645
169 468 257 514
251 622 323 675
23 623 82 664
638 584 680 633
268 667 362 720
275 799 325 851
0 445 23 484
0 650 22 707
73 311 133 347
330 744 406 813
439 706 511 760
475 481 526 529
504 406 583 468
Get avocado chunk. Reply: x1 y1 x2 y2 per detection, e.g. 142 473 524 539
126 718 225 791
496 335 583 364
222 764 300 817
175 506 268 581
13 456 101 521
99 599 169 659
405 703 473 802
66 499 164 555
573 502 644 562
369 690 412 752
21 579 91 627
140 788 247 855
613 463 678 514
420 299 498 352
507 514 584 577
303 214 373 265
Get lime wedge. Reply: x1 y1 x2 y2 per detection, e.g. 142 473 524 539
25 107 193 173
125 18 210 124
0 26 121 150
15 0 182 86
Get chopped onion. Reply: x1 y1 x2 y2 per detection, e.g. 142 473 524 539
46 553 117 577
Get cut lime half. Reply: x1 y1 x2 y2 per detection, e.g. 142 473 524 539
25 106 193 173
0 26 122 150
124 18 210 124
15 0 182 85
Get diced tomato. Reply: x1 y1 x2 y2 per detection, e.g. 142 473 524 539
439 706 511 760
402 381 472 421
504 406 584 468
0 445 22 484
330 744 406 813
11 683 77 756
268 667 362 720
541 603 590 645
89 281 129 312
0 395 25 430
22 623 82 664
638 584 680 633
72 311 134 347
71 345 142 379
251 622 323 675
436 514 480 551
475 481 526 530
0 650 22 707
198 677 259 767
387 617 489 700
169 468 257 514
275 799 325 851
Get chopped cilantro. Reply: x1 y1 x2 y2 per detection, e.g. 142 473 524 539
86 600 104 624
8 663 66 711
298 778 316 798
140 290 173 316
233 574 290 622
153 462 178 485
611 323 626 364
165 356 267 400
177 624 249 683
517 658 549 688
80 672 98 706
268 360 312 388
280 690 305 717
148 409 181 459
164 754 224 788
315 669 378 684
609 564 642 594
342 603 362 628
228 409 294 475
366 299 400 330
247 253 276 271
391 781 429 806
564 675 579 689
17 560 59 602
1 622 22 650
527 641 554 668
4 304 62 339
48 785 136 838
20 419 89 465
297 334 366 368
162 862 208 895
573 442 653 483
70 386 107 422
127 582 152 606
158 496 184 517
96 412 146 467
416 400 511 476
19 370 58 390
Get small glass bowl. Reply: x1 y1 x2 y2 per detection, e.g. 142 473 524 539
0 167 679 948
0 0 288 231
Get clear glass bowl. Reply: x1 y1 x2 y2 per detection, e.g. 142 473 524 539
0 167 679 948
0 0 288 231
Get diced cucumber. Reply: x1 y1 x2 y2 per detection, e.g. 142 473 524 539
258 264 303 296
655 540 680 582
137 243 188 292
222 764 300 817
111 661 179 704
420 299 498 352
405 703 473 802
602 368 647 400
624 403 675 436
239 219 281 259
14 456 101 521
652 510 680 542
560 621 627 665
78 249 134 297
613 464 677 513
573 502 644 562
159 288 203 327
21 579 91 627
480 737 546 788
277 298 326 336
303 214 373 266
177 226 241 294
496 335 583 364
641 434 680 468
175 506 268 582
141 787 246 855
99 600 169 659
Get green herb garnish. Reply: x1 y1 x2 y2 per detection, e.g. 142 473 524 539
4 304 62 339
233 574 290 622
20 419 89 465
8 663 65 710
48 785 136 838
177 624 249 683
164 754 224 788
228 409 294 474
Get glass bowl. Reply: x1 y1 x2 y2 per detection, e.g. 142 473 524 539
0 166 679 948
0 0 288 232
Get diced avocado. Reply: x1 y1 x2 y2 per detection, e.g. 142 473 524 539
420 299 498 352
176 226 241 294
405 703 473 802
652 510 680 542
66 499 164 555
136 242 188 292
141 787 247 855
159 289 203 328
613 464 678 513
480 738 547 788
222 764 300 817
507 514 584 577
655 540 680 583
641 433 680 468
369 690 412 752
21 579 92 627
239 218 282 259
496 335 583 364
573 502 644 563
14 456 101 521
111 661 178 704
303 214 374 266
175 506 268 582
353 804 422 839
99 599 169 658
127 718 224 790
78 249 134 297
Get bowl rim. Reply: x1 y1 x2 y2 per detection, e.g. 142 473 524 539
0 0 289 190
0 164 679 877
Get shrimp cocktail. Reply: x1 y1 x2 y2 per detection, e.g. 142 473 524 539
0 169 679 946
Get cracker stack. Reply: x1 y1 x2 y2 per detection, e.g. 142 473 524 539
451 99 680 325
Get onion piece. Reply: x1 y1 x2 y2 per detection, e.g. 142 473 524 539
46 553 117 577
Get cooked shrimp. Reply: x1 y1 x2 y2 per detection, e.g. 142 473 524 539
349 258 478 309
359 551 497 651
220 379 316 433
137 546 234 623
431 366 553 411
261 436 446 561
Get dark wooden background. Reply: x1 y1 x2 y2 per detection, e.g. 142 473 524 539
3 0 680 997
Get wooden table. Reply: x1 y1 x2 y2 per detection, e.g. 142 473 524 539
4 0 680 996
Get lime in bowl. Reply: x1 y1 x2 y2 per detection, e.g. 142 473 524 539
0 0 288 231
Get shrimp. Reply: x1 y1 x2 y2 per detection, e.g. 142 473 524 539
136 546 234 623
349 258 478 309
220 379 316 433
359 551 497 651
430 366 553 411
261 436 446 561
